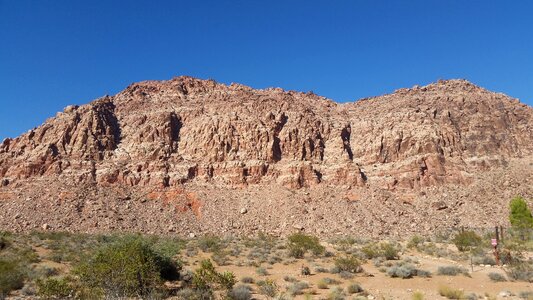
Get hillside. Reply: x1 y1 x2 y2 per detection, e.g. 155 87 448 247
0 77 532 236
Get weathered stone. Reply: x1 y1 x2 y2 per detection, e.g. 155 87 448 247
0 77 531 237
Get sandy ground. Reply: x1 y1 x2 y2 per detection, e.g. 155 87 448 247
184 249 533 299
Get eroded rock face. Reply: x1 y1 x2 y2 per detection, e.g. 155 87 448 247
2 77 530 190
0 77 532 236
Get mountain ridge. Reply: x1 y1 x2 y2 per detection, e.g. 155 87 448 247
0 76 531 237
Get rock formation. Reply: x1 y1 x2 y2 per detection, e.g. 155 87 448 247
0 77 532 236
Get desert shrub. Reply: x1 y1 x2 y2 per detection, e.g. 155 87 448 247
192 259 236 292
387 264 417 279
453 230 482 252
347 283 363 294
321 277 341 285
438 285 465 299
0 258 26 297
412 291 424 300
487 272 506 282
287 233 325 258
339 270 354 279
240 276 254 284
437 265 469 276
36 277 76 299
519 291 533 299
198 235 222 253
257 279 278 297
327 286 345 300
506 260 533 282
361 242 399 260
472 255 496 266
256 267 268 276
331 236 358 252
227 284 252 300
175 287 213 300
380 242 400 260
416 269 432 277
373 257 385 267
510 196 533 229
334 255 362 273
152 236 185 259
317 279 329 289
74 236 180 297
283 276 298 282
314 266 328 273
287 281 309 296
212 249 231 266
32 266 59 279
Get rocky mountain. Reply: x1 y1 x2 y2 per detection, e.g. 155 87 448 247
0 77 532 237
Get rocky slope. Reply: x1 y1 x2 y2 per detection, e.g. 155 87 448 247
0 77 532 237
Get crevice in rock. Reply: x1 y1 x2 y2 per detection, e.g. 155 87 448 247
271 113 288 162
341 124 353 160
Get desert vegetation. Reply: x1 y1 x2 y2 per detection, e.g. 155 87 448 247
1 197 533 299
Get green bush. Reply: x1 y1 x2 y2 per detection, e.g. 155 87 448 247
362 242 400 260
192 259 236 292
0 258 26 297
510 196 533 229
287 233 325 258
453 231 482 252
407 235 423 249
36 277 76 299
197 235 222 253
74 236 180 297
334 255 362 273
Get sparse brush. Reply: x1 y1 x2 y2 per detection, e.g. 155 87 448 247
519 291 533 299
227 284 252 300
438 285 465 299
437 265 469 276
487 272 506 282
240 276 254 284
36 277 76 299
347 283 363 294
287 281 309 296
387 264 417 279
287 233 325 258
327 286 345 300
339 271 354 279
334 255 362 273
257 279 278 297
283 276 298 283
197 235 222 253
412 291 424 300
314 266 328 273
407 235 423 249
256 267 268 276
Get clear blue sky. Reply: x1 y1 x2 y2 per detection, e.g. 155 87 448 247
1 1 532 139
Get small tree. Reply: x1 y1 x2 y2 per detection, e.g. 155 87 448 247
74 236 180 297
509 196 533 229
287 233 325 258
